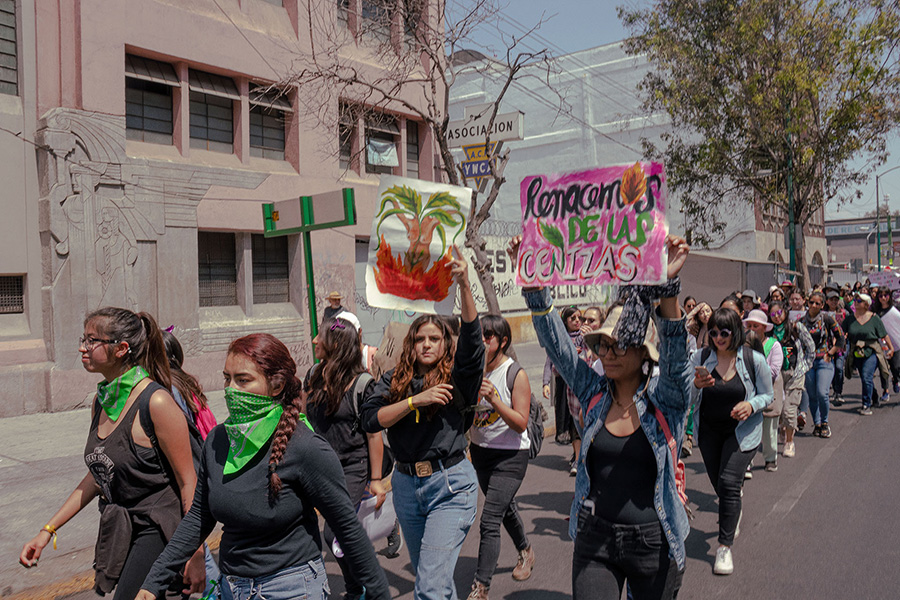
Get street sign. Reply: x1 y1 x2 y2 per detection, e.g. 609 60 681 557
446 110 524 148
460 142 497 187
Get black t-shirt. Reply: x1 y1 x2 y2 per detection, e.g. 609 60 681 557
699 370 745 431
587 425 657 524
141 424 389 598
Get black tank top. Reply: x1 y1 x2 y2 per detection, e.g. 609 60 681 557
587 425 658 524
84 382 182 526
699 369 745 432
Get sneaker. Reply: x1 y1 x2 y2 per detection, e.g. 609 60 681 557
812 424 822 437
881 391 891 405
859 406 874 416
512 546 535 581
894 381 899 394
765 461 778 472
467 582 490 600
713 546 734 575
385 522 403 559
820 423 831 438
783 441 796 458
681 435 693 458
832 394 844 407
569 461 578 477
744 466 753 480
798 412 807 431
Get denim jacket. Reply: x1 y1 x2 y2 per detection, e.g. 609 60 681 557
690 347 774 451
523 288 693 570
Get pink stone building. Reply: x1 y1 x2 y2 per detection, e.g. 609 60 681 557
0 0 441 416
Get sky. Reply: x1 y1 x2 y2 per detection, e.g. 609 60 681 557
474 0 900 220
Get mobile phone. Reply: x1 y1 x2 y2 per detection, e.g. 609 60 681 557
695 365 710 379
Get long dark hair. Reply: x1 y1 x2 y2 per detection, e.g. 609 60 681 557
307 317 365 415
710 307 744 351
227 334 303 505
390 315 455 420
162 330 208 414
480 314 512 354
85 307 171 389
561 306 582 333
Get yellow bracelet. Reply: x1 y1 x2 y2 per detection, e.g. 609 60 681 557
42 524 57 550
407 397 420 423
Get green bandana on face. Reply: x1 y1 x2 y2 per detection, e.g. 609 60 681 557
96 366 149 422
223 388 313 475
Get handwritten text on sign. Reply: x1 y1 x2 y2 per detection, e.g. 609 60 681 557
516 163 668 286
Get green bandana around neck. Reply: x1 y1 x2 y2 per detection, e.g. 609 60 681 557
222 388 313 475
96 365 149 422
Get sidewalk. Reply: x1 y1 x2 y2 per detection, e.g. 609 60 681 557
0 342 550 599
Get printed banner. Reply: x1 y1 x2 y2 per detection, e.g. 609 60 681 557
365 175 473 313
516 162 668 286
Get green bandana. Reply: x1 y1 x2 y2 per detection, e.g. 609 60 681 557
222 389 313 475
96 366 149 422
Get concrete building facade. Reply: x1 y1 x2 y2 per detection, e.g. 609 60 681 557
0 0 441 416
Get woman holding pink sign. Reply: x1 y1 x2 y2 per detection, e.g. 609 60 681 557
509 234 692 600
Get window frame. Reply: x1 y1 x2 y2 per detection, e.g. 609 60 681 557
198 231 239 307
0 0 17 96
251 234 290 304
0 275 24 314
125 78 175 145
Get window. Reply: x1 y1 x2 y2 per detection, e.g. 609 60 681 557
338 0 350 25
126 79 174 144
407 120 420 179
249 85 291 160
339 103 355 170
198 232 237 307
403 0 422 40
0 275 23 314
0 0 17 96
189 69 239 153
252 234 289 303
366 114 399 175
361 0 391 41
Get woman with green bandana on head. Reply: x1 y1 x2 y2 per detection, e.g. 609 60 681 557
19 307 204 600
136 333 390 600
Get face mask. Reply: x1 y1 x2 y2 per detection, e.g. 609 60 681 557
222 388 284 475
96 365 149 421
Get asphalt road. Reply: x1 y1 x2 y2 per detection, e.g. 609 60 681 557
15 372 900 600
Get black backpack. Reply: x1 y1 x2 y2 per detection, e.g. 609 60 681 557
349 372 394 479
505 361 544 459
138 381 205 477
700 346 758 391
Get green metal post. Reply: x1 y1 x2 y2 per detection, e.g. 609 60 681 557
301 195 319 357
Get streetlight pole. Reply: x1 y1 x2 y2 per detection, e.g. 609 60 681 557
876 165 900 270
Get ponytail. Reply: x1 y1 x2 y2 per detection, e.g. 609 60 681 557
85 307 171 389
138 313 171 391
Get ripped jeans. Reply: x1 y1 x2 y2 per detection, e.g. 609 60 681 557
392 458 478 600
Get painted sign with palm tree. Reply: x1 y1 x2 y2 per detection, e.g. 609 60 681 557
366 175 473 312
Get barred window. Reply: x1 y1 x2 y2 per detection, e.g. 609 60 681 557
0 0 17 96
0 275 23 314
407 120 420 179
198 232 237 307
252 234 289 304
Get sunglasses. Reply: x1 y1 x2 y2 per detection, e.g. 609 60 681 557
809 300 823 306
592 339 628 358
769 310 784 318
708 329 732 339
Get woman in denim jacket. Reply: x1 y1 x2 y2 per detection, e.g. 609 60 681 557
511 235 692 600
692 308 773 576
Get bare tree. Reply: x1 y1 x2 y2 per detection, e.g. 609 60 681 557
282 0 566 315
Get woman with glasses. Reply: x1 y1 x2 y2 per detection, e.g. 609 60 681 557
799 292 844 437
693 308 773 575
767 301 814 458
843 293 894 415
511 234 692 600
465 315 536 600
872 287 900 402
20 308 204 599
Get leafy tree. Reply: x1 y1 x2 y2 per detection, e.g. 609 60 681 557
620 0 900 286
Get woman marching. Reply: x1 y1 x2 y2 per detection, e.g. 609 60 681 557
693 307 773 575
512 234 692 600
742 311 782 472
799 291 844 437
466 315 536 600
843 293 894 415
19 308 204 599
136 333 389 600
683 302 713 457
303 316 388 600
359 246 484 600
873 287 900 402
767 301 814 459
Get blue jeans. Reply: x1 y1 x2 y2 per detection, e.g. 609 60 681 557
204 544 221 599
220 559 329 600
856 352 878 409
805 358 834 426
832 354 845 396
392 459 478 600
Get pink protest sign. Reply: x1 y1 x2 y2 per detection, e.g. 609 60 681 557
516 162 668 286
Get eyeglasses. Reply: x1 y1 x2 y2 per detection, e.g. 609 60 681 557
808 300 823 306
592 339 628 357
708 329 732 339
769 310 784 318
79 336 117 350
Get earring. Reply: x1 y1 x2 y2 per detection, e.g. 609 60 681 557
642 361 650 376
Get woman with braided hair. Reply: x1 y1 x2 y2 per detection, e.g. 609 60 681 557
137 333 389 600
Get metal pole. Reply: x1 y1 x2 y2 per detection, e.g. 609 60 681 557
877 175 882 270
301 195 319 359
787 130 796 273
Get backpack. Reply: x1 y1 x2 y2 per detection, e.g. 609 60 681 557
138 381 205 476
587 391 692 519
700 345 758 390
506 361 544 460
349 372 394 479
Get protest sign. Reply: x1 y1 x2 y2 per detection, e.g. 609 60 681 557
515 162 669 287
371 321 410 381
869 270 900 291
365 175 473 313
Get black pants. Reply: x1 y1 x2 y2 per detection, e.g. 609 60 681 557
113 523 186 600
470 444 530 586
323 458 370 597
572 510 683 600
553 374 577 443
697 423 756 546
880 351 900 393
